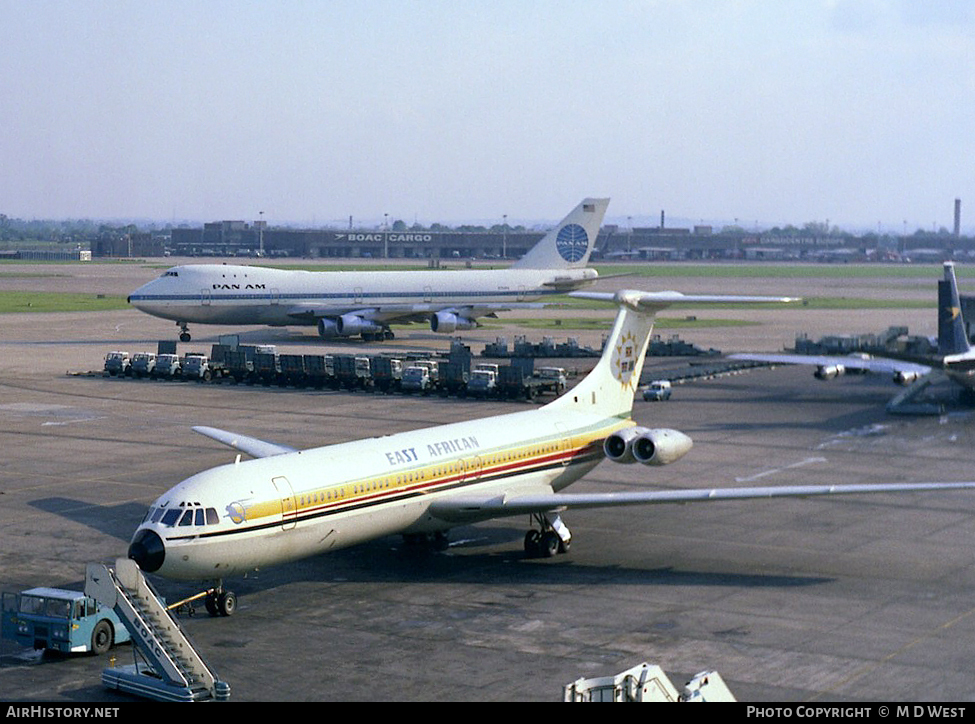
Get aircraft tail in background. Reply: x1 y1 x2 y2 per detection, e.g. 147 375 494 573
511 198 609 270
938 262 972 357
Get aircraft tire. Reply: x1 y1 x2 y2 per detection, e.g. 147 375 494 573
539 531 560 558
524 529 541 556
217 591 237 617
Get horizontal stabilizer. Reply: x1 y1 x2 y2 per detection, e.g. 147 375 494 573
570 290 800 307
429 481 975 522
192 426 298 458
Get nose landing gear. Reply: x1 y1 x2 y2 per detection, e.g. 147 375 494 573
178 322 191 343
168 582 236 617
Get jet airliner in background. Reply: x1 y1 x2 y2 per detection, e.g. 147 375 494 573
730 262 975 411
127 286 975 616
128 198 608 342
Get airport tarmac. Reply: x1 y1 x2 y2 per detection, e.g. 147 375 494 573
2 260 975 702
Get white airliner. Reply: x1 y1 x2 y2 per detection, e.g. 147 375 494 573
730 262 975 407
128 198 609 342
128 287 975 616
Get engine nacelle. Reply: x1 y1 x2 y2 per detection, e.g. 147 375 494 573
604 426 693 466
336 313 382 337
815 364 845 381
430 311 476 334
631 428 694 466
318 318 340 339
894 370 920 385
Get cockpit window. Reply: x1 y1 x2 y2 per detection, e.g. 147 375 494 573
157 505 219 527
161 509 181 526
162 270 179 277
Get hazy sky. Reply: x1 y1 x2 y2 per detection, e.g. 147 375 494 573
2 0 973 232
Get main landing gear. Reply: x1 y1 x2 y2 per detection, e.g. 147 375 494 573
361 327 395 342
524 513 571 558
178 322 191 342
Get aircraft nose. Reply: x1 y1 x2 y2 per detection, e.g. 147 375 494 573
128 529 166 573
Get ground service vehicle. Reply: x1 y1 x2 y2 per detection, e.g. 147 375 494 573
103 351 131 377
331 355 371 390
643 380 672 401
131 353 156 378
303 354 329 388
2 587 131 655
498 359 542 399
467 369 498 397
253 350 281 386
278 354 307 387
438 360 470 396
371 357 403 392
181 353 212 381
536 366 568 394
155 353 181 379
401 361 438 393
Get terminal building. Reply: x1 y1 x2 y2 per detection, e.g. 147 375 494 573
79 198 972 261
163 220 974 263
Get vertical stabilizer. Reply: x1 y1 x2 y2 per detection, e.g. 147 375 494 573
545 288 797 419
511 198 609 269
938 262 971 356
544 291 658 419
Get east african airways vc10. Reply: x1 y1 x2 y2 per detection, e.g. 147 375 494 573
125 211 975 614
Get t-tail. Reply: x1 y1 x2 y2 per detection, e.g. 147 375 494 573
545 290 659 420
511 198 609 270
938 262 972 357
548 289 801 421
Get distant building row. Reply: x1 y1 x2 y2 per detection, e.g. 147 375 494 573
88 220 975 262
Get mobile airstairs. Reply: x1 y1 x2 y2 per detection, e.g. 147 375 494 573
85 558 230 702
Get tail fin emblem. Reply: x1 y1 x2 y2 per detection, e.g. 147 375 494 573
556 224 590 263
612 330 638 388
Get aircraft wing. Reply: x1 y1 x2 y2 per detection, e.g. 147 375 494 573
192 426 298 458
285 302 544 324
429 481 975 523
728 353 932 376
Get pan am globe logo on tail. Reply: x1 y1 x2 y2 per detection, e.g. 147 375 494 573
556 223 590 263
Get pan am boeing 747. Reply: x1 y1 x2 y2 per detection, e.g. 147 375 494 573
128 198 608 342
126 287 975 616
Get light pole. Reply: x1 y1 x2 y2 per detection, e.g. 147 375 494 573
502 214 507 259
